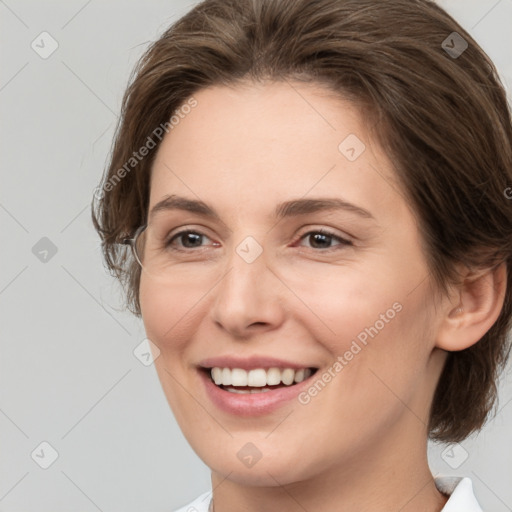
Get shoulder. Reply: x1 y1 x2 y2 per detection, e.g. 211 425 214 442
172 491 212 512
436 476 484 511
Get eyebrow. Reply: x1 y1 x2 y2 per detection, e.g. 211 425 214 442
275 197 374 220
149 194 375 222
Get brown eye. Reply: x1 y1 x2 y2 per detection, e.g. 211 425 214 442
168 230 211 249
298 230 351 250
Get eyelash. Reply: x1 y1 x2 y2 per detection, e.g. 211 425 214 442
166 228 352 252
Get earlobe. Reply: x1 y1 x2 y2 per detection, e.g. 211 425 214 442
436 262 507 352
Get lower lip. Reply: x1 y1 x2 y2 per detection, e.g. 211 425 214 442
198 369 317 416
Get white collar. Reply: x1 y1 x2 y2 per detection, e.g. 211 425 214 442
436 476 483 511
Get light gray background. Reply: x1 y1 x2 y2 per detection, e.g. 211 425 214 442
1 1 511 511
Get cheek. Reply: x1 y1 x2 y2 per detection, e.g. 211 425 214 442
326 286 435 431
139 273 209 351
139 276 207 424
286 259 434 402
278 260 403 351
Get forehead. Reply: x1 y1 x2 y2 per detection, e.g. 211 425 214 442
148 80 407 224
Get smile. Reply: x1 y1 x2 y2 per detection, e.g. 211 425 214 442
198 361 319 415
209 367 315 393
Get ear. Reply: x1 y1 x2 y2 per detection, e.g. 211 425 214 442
436 262 507 351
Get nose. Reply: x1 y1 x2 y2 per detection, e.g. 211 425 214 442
209 249 287 338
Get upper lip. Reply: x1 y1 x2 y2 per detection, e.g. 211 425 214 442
198 355 318 371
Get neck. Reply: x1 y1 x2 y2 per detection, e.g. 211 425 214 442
210 426 448 512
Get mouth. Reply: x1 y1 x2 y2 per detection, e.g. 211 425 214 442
199 366 319 394
196 355 321 415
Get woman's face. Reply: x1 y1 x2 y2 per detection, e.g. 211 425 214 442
139 81 448 486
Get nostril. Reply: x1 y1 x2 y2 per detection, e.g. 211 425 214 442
248 322 268 328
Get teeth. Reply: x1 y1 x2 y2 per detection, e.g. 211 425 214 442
231 368 247 386
281 368 295 385
266 367 281 385
222 386 273 394
221 367 231 386
294 368 305 383
248 369 267 387
209 367 313 388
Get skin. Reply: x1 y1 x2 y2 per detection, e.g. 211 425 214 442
138 80 506 512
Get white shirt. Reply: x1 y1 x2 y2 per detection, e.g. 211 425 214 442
173 476 483 512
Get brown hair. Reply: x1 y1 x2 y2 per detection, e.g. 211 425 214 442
92 0 512 442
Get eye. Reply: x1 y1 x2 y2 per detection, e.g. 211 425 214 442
167 230 218 249
297 229 352 250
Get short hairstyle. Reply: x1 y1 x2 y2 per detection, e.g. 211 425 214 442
92 0 512 443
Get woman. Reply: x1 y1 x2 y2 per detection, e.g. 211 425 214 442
92 0 512 510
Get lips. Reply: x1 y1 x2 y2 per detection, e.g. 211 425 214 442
197 355 319 415
198 355 317 371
